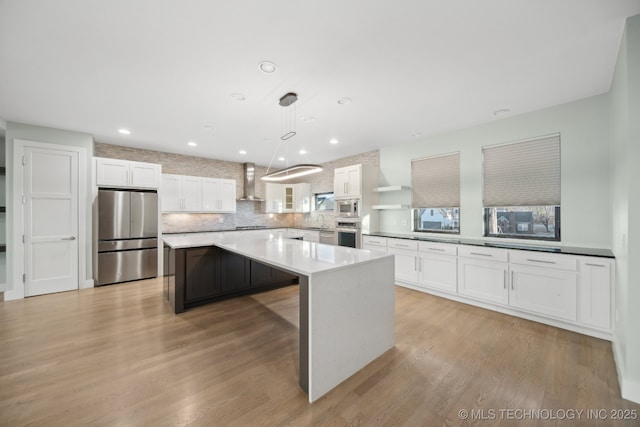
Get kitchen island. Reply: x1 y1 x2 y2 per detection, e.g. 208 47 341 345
163 230 395 402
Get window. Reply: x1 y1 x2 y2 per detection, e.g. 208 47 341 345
411 152 460 234
314 192 334 211
482 134 561 241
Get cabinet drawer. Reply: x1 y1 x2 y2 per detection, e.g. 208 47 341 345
387 238 418 251
418 241 457 256
458 245 508 262
509 250 577 271
362 236 388 247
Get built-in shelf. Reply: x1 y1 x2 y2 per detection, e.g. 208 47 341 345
372 204 410 210
372 185 410 192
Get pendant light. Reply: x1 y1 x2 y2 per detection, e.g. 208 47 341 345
261 92 323 182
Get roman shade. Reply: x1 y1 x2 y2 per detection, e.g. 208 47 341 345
482 134 560 207
411 152 460 208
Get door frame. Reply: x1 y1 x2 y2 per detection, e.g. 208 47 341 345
6 139 88 299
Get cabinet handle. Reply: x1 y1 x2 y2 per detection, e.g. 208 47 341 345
511 271 514 290
585 263 605 268
428 247 445 252
526 258 556 264
470 252 492 257
414 256 418 271
396 244 409 248
504 271 507 289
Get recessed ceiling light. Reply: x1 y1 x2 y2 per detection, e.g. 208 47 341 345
278 156 286 162
203 124 215 131
337 97 351 105
329 139 339 145
187 141 197 147
493 108 511 117
118 128 131 135
299 149 307 155
258 61 277 73
230 93 246 101
411 132 423 138
239 150 247 155
301 116 315 122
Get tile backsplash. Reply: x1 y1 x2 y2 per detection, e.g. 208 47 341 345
95 142 378 233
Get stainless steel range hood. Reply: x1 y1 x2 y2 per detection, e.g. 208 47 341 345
238 162 265 201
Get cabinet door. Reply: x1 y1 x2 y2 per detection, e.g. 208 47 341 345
418 253 457 293
129 161 160 189
217 179 236 212
333 167 349 198
250 260 297 288
510 265 577 321
388 248 419 284
265 183 282 213
96 158 130 187
578 260 611 329
219 250 250 293
201 178 219 212
181 176 202 211
345 165 361 197
185 247 220 301
458 258 508 304
283 185 294 212
294 183 311 212
161 174 183 212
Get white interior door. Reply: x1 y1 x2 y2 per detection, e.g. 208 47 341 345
24 146 79 296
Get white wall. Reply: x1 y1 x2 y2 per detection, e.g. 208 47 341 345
4 122 94 299
610 14 640 404
378 93 611 249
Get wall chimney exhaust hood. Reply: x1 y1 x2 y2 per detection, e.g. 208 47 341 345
239 162 265 201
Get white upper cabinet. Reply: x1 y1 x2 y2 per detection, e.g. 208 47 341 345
265 183 283 213
161 174 236 213
265 183 311 213
95 157 161 189
334 164 362 198
202 178 236 213
161 174 201 212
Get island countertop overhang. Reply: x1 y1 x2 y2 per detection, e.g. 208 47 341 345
162 232 393 276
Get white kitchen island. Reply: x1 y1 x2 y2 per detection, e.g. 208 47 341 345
163 231 395 403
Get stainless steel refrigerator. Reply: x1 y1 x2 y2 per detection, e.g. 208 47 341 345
97 189 158 286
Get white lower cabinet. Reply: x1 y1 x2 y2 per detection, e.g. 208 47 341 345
387 238 419 283
362 236 388 253
578 258 612 329
458 257 509 304
366 234 613 339
509 264 577 321
388 248 419 283
457 246 509 304
418 252 457 293
417 241 457 293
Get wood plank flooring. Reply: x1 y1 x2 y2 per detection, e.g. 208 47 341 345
1 279 638 426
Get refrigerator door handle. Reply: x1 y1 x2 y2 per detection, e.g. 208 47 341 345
61 236 76 240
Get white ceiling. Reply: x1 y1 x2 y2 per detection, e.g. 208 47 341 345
1 1 639 167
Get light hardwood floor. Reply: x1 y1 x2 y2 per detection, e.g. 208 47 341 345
1 279 638 426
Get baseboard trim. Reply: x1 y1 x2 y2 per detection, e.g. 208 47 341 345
613 339 640 404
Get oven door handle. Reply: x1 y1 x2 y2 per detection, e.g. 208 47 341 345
336 227 358 233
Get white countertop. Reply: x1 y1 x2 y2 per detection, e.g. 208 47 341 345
163 231 391 276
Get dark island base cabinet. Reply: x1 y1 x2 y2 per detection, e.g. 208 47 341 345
165 244 299 313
